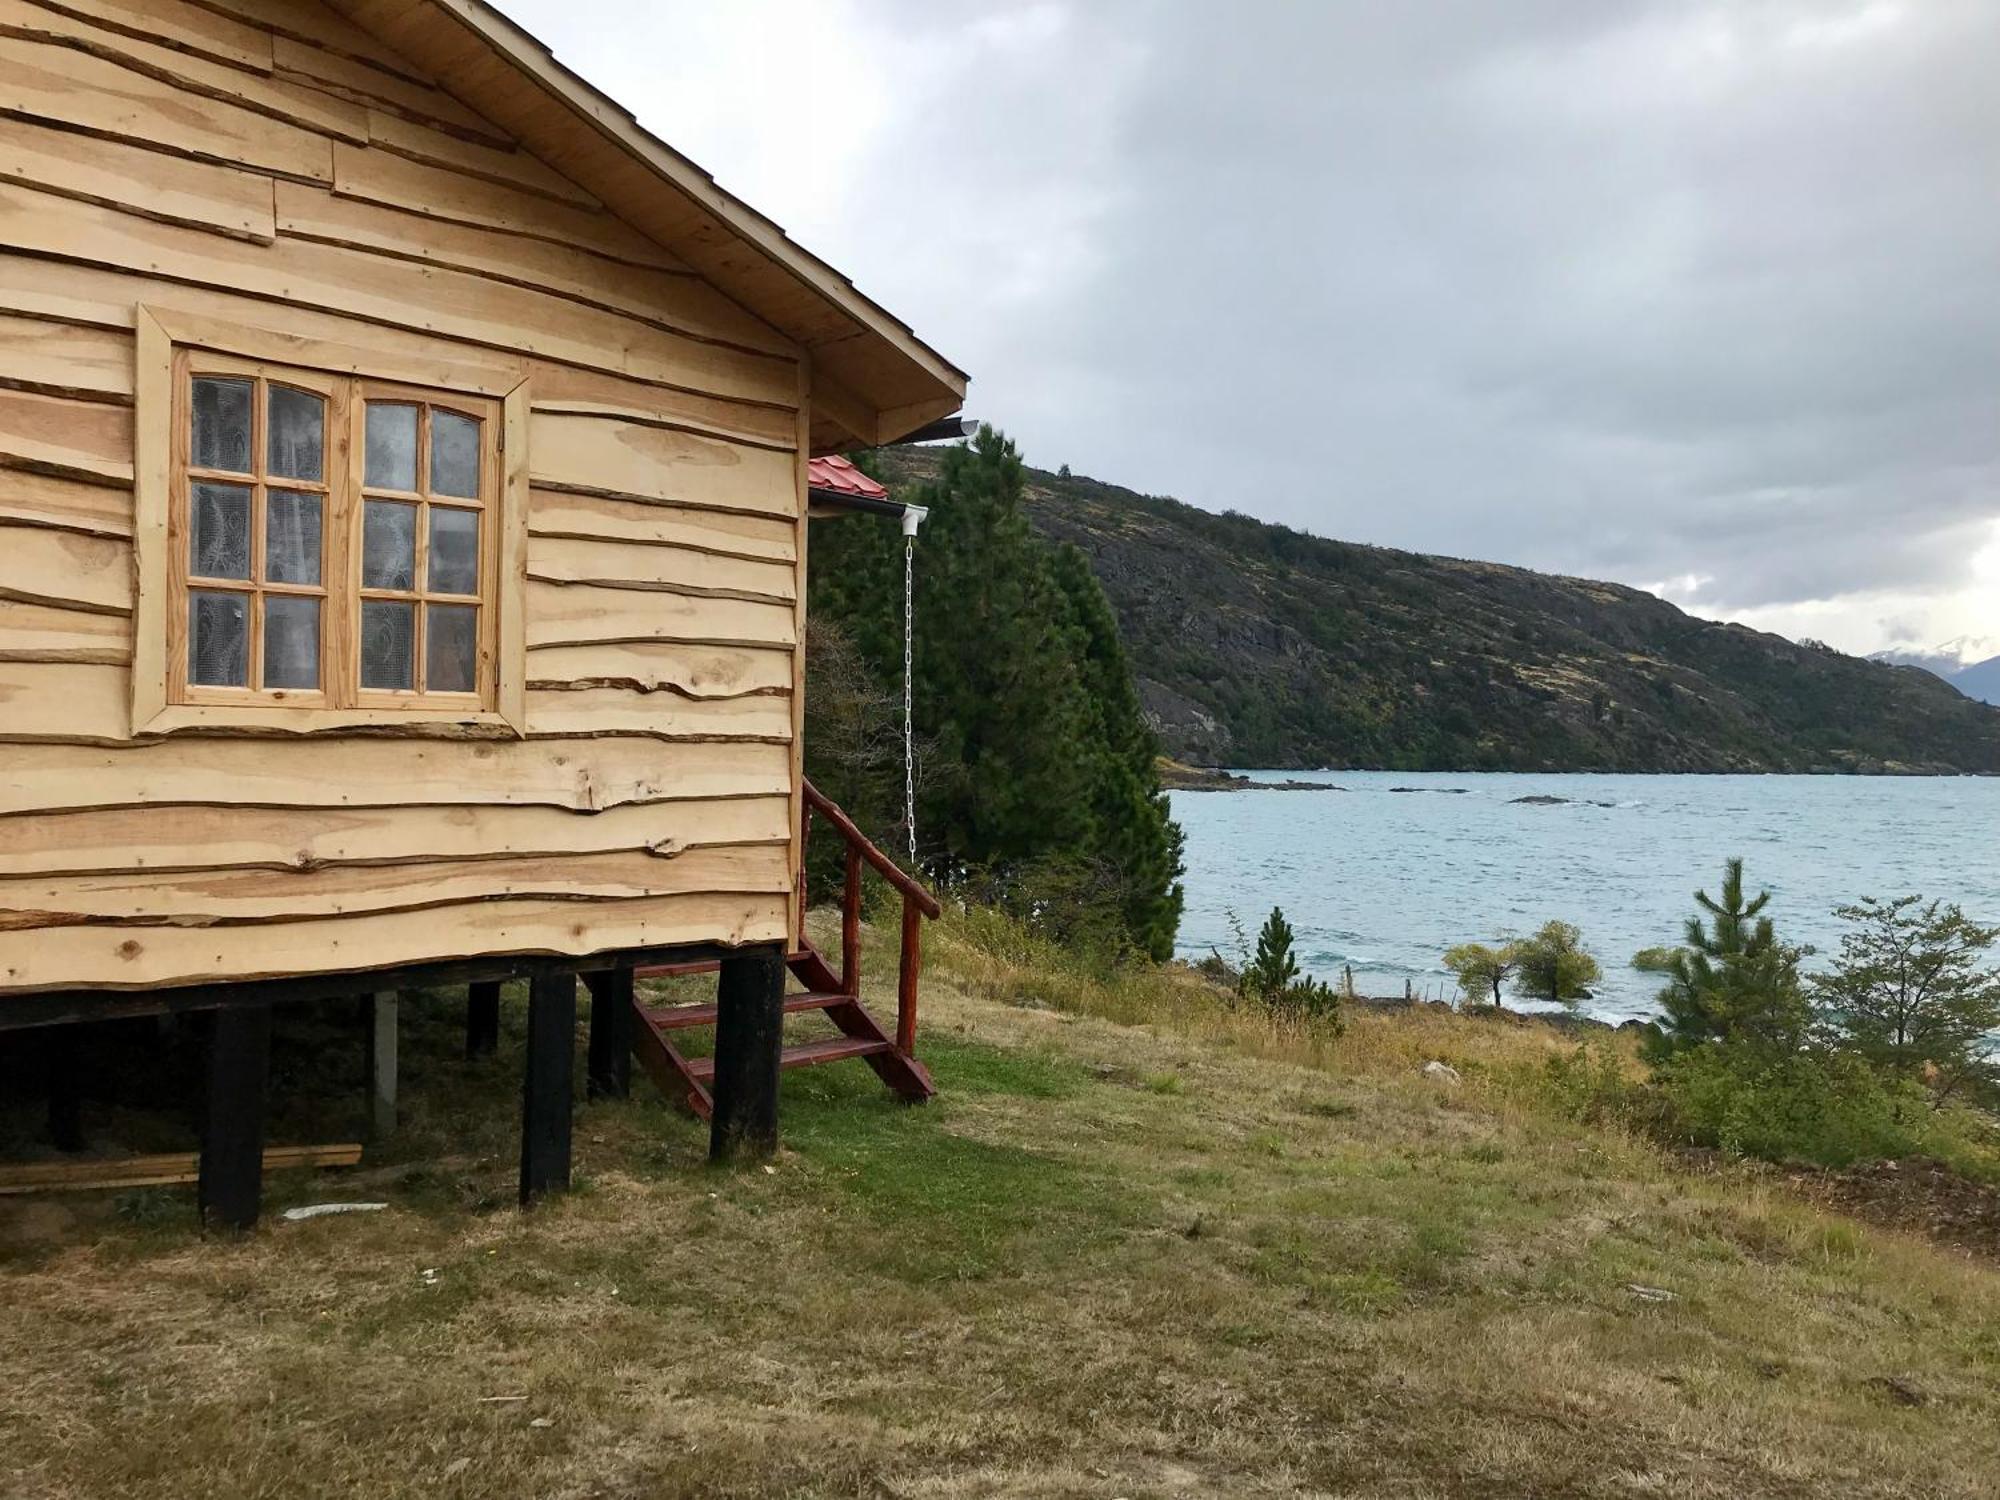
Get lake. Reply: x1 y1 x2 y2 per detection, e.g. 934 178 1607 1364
1170 772 2000 1024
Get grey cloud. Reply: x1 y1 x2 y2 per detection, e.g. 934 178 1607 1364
505 0 2000 646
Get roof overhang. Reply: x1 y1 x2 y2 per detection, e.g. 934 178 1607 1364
329 0 967 452
807 453 909 519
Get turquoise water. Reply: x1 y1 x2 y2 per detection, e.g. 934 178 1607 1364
1170 772 2000 1023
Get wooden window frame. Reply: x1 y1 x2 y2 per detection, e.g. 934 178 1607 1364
133 307 528 738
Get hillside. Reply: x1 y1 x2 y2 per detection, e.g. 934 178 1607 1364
879 451 2000 773
1874 644 2000 707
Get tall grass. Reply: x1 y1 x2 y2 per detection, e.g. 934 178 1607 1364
928 900 1621 1092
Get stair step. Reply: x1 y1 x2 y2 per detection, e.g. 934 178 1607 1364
684 1036 891 1083
633 950 812 980
640 991 854 1031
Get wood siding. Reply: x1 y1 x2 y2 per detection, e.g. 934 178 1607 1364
0 0 808 994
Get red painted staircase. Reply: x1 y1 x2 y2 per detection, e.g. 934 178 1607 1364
629 782 940 1118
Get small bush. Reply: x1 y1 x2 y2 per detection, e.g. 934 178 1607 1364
1653 1047 1931 1170
1631 946 1681 974
1535 1044 1650 1130
1269 975 1345 1033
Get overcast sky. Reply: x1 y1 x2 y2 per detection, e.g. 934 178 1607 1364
500 0 2000 662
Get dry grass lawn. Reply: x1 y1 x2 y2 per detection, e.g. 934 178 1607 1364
3 912 1999 1498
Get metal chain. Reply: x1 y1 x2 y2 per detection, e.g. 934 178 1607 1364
902 530 918 861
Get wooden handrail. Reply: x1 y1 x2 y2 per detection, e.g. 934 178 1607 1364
801 779 943 918
799 778 941 1065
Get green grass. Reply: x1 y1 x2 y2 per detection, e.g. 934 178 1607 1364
3 913 2000 1497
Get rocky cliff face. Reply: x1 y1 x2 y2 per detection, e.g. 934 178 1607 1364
876 450 2000 773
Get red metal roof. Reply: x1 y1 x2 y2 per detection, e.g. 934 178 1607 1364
807 454 888 500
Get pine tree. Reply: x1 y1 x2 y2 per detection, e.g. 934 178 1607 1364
805 427 1185 959
1648 858 1809 1059
1245 907 1300 999
1045 542 1184 960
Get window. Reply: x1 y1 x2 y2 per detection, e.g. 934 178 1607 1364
135 309 527 735
178 365 338 700
352 391 494 701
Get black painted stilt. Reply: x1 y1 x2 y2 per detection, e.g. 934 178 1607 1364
47 1022 83 1153
519 971 576 1205
708 947 786 1163
466 980 501 1059
584 968 633 1101
198 1005 271 1232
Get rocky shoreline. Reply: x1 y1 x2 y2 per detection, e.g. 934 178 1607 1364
1342 991 1648 1036
1157 761 1345 793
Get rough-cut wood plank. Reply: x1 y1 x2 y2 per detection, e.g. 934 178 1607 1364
200 0 426 84
0 525 131 613
526 534 796 602
0 601 130 663
525 642 795 700
525 687 794 743
0 1142 361 1194
0 658 130 739
272 33 505 145
0 797 794 877
0 387 132 485
528 490 796 563
0 736 793 816
531 411 800 518
0 889 791 992
330 141 678 270
363 107 602 210
0 259 793 432
0 116 276 243
0 38 331 181
128 305 168 731
146 303 517 396
0 843 791 926
525 581 798 651
41 646 781 744
0 182 797 405
0 312 133 402
31 0 272 70
0 466 133 536
276 181 787 354
0 3 366 144
528 364 795 449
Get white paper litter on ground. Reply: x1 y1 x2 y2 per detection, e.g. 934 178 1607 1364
279 1202 389 1221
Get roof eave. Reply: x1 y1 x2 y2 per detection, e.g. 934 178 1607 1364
330 0 967 444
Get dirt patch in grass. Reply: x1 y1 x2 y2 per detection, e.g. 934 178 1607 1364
1781 1155 2000 1264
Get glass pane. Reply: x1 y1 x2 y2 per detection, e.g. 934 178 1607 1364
362 499 417 590
188 590 248 686
189 481 252 580
428 506 480 594
360 599 415 691
426 604 478 693
265 490 322 585
430 410 481 498
263 595 320 689
365 402 418 490
191 377 252 473
267 386 324 481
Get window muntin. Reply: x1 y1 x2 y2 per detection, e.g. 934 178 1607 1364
179 370 331 699
353 389 492 705
169 358 498 712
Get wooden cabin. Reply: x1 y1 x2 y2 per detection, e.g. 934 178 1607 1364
0 0 964 1222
